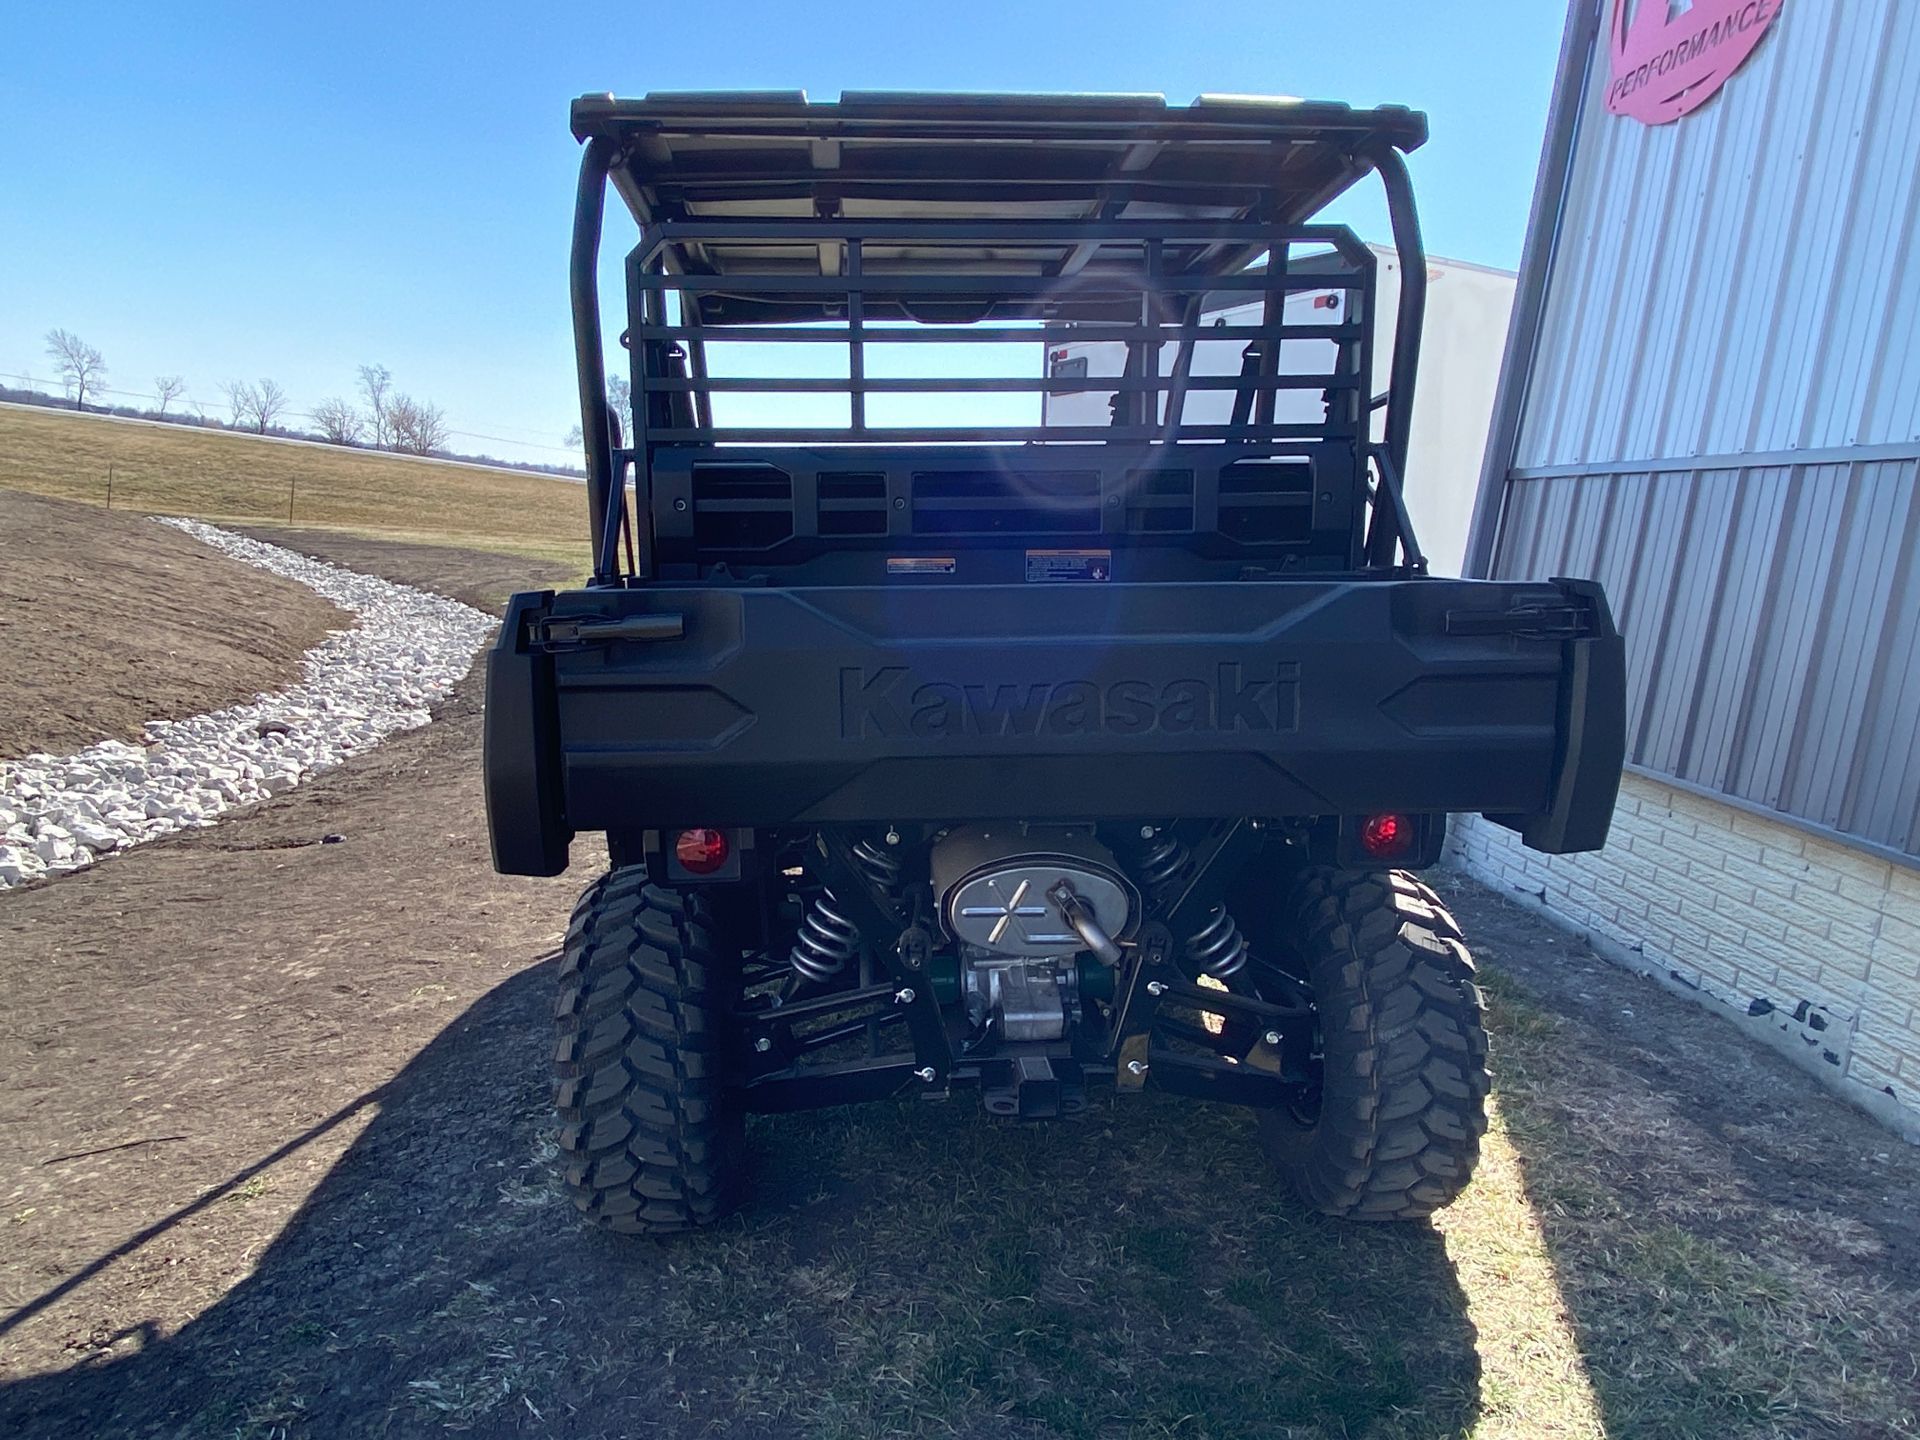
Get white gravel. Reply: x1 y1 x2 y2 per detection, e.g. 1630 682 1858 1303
0 520 497 890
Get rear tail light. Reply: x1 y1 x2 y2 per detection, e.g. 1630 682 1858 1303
674 828 731 875
1359 812 1411 859
1320 812 1440 868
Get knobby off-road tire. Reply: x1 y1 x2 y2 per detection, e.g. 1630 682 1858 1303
1257 868 1490 1221
553 869 745 1234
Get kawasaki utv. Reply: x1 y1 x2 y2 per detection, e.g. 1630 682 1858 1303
485 92 1625 1233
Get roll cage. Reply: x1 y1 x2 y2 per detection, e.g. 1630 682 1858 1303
566 91 1433 587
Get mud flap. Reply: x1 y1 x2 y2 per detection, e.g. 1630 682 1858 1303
1511 579 1626 855
483 592 572 876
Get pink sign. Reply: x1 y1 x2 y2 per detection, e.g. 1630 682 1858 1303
1606 0 1785 125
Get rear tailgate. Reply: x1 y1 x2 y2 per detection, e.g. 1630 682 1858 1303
484 577 1623 874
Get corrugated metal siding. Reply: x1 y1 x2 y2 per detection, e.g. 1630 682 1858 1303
1515 0 1920 469
1492 459 1920 856
1486 0 1920 859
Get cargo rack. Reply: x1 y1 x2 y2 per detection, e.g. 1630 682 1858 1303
566 92 1433 584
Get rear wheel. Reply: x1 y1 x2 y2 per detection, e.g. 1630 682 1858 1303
1254 868 1490 1221
553 869 746 1234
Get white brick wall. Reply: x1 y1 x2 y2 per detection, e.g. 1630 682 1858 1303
1449 772 1920 1143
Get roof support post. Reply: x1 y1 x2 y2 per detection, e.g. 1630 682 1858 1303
1368 144 1426 567
572 136 620 586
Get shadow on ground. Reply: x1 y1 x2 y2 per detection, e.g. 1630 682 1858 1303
1431 873 1920 1440
0 951 1479 1440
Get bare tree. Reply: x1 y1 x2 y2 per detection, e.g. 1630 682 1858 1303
45 329 106 410
388 394 449 455
222 378 289 434
357 364 393 448
222 379 258 428
253 378 289 433
607 374 634 442
563 377 633 449
154 375 187 416
312 397 364 445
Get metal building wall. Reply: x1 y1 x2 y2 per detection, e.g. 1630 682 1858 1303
1481 0 1920 860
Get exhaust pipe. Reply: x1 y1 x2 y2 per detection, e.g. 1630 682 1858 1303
1048 879 1124 967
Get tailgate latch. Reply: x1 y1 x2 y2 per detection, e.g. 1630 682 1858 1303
1445 603 1592 641
534 613 686 650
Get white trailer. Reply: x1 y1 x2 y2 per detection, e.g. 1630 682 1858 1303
1040 246 1515 575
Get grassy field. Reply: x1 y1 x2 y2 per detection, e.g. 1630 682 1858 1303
0 403 592 575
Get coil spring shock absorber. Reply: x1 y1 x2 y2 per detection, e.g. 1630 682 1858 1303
1130 827 1249 980
1133 828 1190 897
850 837 904 896
1184 904 1249 979
787 836 906 985
789 895 861 983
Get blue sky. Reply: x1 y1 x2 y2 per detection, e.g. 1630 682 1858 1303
1 1 1565 467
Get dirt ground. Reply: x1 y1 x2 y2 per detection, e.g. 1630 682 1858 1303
0 531 1915 1440
0 492 348 758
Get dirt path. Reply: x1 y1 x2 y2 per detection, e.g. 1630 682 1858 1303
0 533 1914 1440
0 492 348 758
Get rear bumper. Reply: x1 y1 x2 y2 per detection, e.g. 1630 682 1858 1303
484 576 1624 876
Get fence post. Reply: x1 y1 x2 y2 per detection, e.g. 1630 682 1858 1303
106 463 113 509
288 475 296 523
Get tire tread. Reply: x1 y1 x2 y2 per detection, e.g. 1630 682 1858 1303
1259 868 1491 1222
552 869 744 1234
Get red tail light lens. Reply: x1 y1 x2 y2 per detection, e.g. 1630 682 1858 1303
674 828 731 875
1359 812 1411 858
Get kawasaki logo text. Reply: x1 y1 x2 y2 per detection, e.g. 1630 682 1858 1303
839 664 1301 740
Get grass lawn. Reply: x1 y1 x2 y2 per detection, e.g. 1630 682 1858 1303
0 403 593 577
